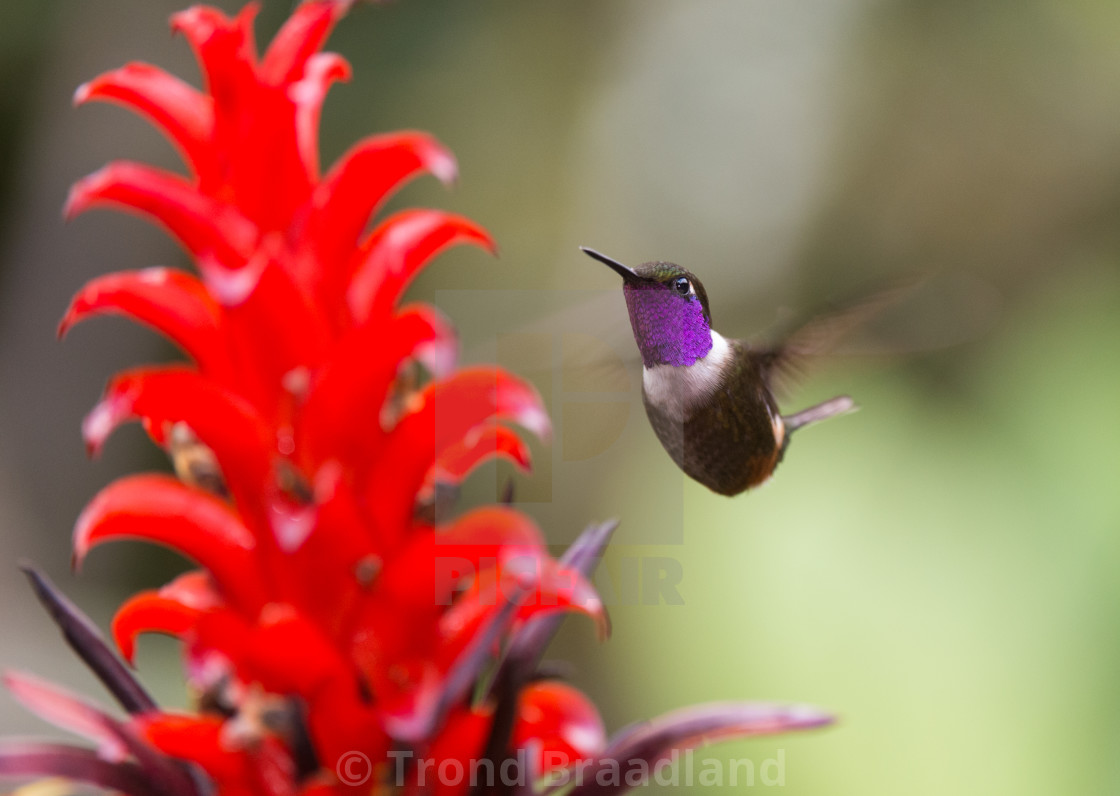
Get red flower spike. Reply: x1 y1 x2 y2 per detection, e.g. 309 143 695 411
1 3 837 794
74 474 267 612
75 63 216 177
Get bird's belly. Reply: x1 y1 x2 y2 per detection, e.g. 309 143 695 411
641 377 781 496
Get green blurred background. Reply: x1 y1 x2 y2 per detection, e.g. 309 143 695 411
2 0 1120 794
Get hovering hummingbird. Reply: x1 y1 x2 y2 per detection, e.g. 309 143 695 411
581 247 855 496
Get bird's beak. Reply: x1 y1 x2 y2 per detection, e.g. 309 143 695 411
580 247 642 284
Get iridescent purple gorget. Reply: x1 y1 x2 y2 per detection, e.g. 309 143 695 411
623 282 713 368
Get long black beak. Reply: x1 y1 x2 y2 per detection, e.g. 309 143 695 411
580 247 641 283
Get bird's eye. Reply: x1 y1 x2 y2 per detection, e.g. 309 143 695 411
673 277 690 296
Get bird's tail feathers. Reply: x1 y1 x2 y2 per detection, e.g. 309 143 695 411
783 395 857 432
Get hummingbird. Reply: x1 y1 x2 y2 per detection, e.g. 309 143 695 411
581 247 855 496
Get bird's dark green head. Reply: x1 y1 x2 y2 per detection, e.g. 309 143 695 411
581 247 715 367
629 260 713 326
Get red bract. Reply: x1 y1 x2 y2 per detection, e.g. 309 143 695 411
61 0 591 787
1 3 832 795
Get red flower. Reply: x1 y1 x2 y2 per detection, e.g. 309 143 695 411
1 3 831 795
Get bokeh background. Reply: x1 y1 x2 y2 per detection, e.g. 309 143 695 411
2 0 1120 794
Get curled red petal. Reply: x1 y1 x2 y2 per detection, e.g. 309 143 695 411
366 367 551 536
311 132 457 268
429 423 532 488
65 162 257 267
83 366 275 504
348 209 496 324
260 0 345 84
74 63 215 177
74 474 266 612
112 590 205 666
59 267 229 375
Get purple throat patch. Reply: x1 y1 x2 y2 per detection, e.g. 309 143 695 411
623 283 712 368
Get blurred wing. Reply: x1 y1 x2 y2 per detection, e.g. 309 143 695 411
752 272 999 394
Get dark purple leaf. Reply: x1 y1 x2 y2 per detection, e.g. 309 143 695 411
556 702 833 796
4 671 199 796
0 741 160 796
20 562 157 714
